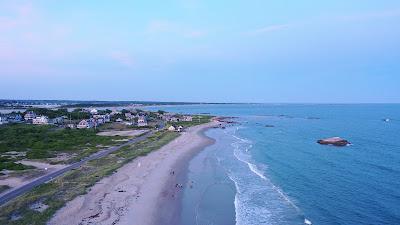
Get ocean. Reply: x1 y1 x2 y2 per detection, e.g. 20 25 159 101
145 104 400 225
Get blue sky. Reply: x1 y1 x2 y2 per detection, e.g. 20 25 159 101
1 0 399 103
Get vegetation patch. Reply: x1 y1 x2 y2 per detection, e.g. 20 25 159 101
0 124 125 163
168 115 213 127
0 157 34 171
0 130 179 225
0 185 11 194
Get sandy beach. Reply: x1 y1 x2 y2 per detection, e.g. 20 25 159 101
49 120 219 225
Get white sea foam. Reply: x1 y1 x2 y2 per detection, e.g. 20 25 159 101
227 126 310 225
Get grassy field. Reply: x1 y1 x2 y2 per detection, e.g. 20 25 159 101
0 124 126 168
167 115 213 127
0 130 180 225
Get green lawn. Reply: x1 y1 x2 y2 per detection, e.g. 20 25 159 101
167 115 213 127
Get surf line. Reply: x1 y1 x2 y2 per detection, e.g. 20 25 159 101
231 128 313 225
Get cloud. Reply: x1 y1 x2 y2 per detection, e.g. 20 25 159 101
246 24 290 36
110 51 135 68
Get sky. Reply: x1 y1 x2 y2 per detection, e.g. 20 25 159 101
1 0 400 103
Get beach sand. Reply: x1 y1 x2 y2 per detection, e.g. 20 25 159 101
49 121 219 225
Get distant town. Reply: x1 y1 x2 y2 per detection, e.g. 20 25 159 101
0 107 194 130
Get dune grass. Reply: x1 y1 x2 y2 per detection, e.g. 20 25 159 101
0 130 179 225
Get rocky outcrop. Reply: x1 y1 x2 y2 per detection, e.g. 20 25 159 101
317 137 350 147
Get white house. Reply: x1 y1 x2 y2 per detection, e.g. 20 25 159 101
77 120 93 129
0 116 7 125
32 116 49 125
182 116 193 122
116 118 123 122
104 114 111 122
90 108 98 115
66 123 76 129
125 113 134 120
177 126 184 132
137 116 148 127
169 117 180 122
168 125 176 131
24 111 37 121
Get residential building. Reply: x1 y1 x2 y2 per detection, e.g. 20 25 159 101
168 125 176 131
182 116 193 122
104 114 111 122
177 126 184 132
0 116 7 125
90 108 98 114
32 116 49 125
52 116 64 124
110 110 121 116
116 118 123 122
24 111 37 121
77 120 93 129
125 113 133 120
169 117 180 122
66 123 76 129
137 116 148 127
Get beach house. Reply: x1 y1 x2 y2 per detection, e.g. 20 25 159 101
0 116 7 125
168 125 176 131
137 116 148 127
182 116 193 122
51 116 64 125
77 120 93 129
32 116 49 125
90 108 98 114
24 111 36 121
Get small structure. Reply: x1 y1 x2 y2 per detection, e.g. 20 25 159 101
168 125 176 131
137 116 148 127
66 123 76 129
110 110 121 116
177 126 184 132
104 114 111 122
182 116 193 122
125 113 134 120
24 111 37 121
90 108 98 115
115 118 123 123
77 120 93 129
32 116 49 125
169 117 180 122
51 116 64 125
11 114 23 122
0 116 8 125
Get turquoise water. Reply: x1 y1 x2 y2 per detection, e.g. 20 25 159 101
146 104 400 225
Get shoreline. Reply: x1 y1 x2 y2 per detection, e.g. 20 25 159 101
49 120 220 225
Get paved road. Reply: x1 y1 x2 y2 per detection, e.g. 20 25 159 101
0 131 154 206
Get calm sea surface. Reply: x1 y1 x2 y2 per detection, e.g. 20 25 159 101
145 104 400 225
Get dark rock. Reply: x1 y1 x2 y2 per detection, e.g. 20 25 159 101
317 137 350 147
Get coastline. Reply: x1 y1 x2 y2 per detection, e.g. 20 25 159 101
49 120 219 225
